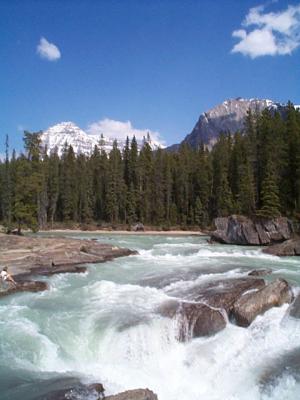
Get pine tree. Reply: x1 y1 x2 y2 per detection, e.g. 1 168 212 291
47 149 60 227
256 160 281 218
2 135 12 229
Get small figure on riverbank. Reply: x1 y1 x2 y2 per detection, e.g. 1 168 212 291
0 266 17 288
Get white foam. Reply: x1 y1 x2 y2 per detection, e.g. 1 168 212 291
2 234 300 400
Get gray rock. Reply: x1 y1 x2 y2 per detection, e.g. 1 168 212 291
191 277 266 313
132 222 145 232
232 279 293 327
177 302 226 341
159 278 265 340
159 300 226 341
211 215 293 246
255 223 270 245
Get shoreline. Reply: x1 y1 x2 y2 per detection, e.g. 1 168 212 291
39 229 206 236
0 233 137 297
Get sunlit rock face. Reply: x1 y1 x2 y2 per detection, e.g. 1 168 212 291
168 98 290 150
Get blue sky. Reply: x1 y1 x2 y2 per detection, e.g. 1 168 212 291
1 0 300 152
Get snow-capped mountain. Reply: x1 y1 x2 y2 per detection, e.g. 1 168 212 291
168 98 292 150
40 121 164 156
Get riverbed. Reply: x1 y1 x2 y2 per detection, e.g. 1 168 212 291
1 233 300 400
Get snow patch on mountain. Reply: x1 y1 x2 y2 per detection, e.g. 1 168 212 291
41 120 165 156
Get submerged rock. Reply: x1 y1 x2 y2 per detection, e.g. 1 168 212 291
259 348 300 389
42 381 105 400
287 293 300 319
211 215 293 246
248 269 272 277
232 279 293 327
263 238 300 256
106 388 158 400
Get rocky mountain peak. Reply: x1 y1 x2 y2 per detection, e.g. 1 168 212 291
184 98 282 148
40 121 164 156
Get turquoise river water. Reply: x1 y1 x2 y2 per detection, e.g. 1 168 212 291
1 233 300 400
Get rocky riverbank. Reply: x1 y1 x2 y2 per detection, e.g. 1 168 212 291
0 233 136 297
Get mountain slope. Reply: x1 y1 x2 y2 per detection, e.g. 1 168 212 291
170 98 288 150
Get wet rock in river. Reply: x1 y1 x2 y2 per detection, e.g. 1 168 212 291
158 299 226 340
287 293 300 319
248 269 272 277
159 277 266 339
259 348 300 390
181 277 266 313
42 381 105 400
263 238 300 256
0 280 48 298
177 302 226 341
232 279 293 327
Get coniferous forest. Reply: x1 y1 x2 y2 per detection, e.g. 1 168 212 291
1 103 300 232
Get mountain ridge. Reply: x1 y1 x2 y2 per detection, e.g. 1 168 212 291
168 98 299 151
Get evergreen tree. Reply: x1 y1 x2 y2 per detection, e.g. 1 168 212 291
256 160 281 218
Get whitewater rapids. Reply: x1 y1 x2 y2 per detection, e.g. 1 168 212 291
0 233 300 400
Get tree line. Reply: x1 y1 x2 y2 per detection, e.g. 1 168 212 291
0 103 300 232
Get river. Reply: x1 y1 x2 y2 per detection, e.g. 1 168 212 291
1 233 300 400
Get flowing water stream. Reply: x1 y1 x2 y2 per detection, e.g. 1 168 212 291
1 233 300 400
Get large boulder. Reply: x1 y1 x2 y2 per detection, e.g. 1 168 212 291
191 277 265 313
177 302 226 341
106 389 158 400
232 279 293 327
263 238 300 256
158 277 265 340
211 215 293 246
132 222 145 232
159 300 226 341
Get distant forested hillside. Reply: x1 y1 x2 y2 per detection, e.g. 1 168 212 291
1 103 300 232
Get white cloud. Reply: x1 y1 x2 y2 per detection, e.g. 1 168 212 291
37 37 61 61
87 118 165 147
232 3 300 58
